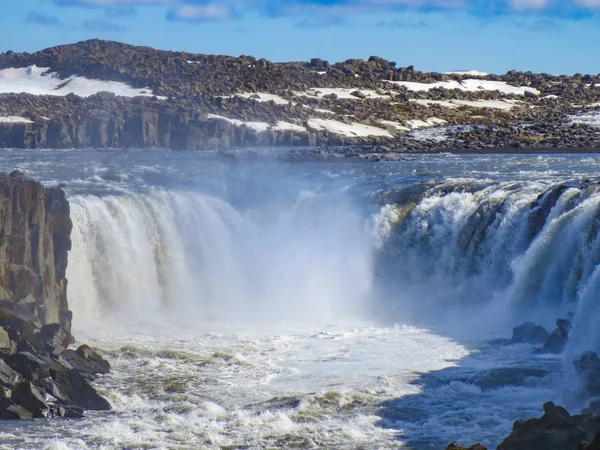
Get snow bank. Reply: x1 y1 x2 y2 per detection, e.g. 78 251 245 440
271 121 307 132
0 65 163 98
413 98 520 110
206 114 270 132
406 117 447 129
0 116 33 124
307 118 392 137
390 79 539 96
378 120 410 132
445 70 489 77
570 111 600 127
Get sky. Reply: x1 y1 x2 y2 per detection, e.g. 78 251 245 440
0 0 599 75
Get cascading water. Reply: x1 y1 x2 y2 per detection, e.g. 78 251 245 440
8 151 600 450
67 188 374 332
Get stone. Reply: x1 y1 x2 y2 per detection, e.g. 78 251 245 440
0 359 21 388
543 327 568 354
0 326 16 357
39 323 71 351
50 405 84 419
511 322 550 345
10 380 48 418
51 369 111 411
0 403 34 420
5 352 50 384
445 444 487 450
60 345 110 377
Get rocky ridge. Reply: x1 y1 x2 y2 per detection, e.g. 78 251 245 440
1 39 600 151
0 172 111 420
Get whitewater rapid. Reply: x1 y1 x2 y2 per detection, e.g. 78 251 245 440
3 150 600 449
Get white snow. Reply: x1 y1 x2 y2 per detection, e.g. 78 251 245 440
542 95 559 100
271 121 308 132
570 111 600 127
206 114 270 132
236 93 290 106
412 98 520 110
0 65 164 98
378 120 410 132
406 117 447 129
0 116 33 124
445 70 489 77
389 79 539 96
295 88 389 100
307 118 392 138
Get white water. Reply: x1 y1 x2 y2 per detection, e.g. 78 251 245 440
4 151 600 449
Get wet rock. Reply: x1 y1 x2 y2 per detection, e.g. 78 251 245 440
497 401 600 450
574 352 600 396
0 402 33 420
39 323 71 351
511 322 550 345
0 359 22 388
11 380 48 418
471 367 548 389
5 352 51 384
60 344 110 378
0 326 16 357
51 369 111 411
50 404 84 419
445 444 487 450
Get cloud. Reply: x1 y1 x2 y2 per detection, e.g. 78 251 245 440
82 18 128 30
166 4 236 22
49 0 600 22
25 11 64 28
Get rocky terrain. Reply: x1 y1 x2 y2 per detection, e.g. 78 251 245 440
0 171 110 419
1 39 600 152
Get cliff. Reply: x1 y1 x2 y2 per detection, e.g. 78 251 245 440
2 39 600 151
0 171 72 331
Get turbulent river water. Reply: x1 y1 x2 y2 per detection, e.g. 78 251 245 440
0 149 599 449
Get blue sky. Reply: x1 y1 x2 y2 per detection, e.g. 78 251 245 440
1 0 600 75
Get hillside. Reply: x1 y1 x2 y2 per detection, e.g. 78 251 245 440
1 39 600 153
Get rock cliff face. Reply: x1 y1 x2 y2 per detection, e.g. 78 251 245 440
0 172 72 331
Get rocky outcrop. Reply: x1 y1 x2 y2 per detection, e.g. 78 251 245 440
0 171 71 330
0 173 111 419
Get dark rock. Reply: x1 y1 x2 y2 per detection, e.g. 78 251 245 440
511 322 550 345
50 404 84 418
0 403 34 420
0 359 22 388
5 352 51 384
445 444 487 450
60 345 110 377
543 327 568 354
51 369 111 411
497 402 600 450
11 380 48 418
39 323 71 351
471 367 548 389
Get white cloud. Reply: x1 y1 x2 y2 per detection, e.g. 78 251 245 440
167 4 235 21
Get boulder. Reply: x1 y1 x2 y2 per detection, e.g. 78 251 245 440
0 326 16 357
511 322 550 345
50 404 84 419
574 352 600 397
10 380 48 418
38 324 70 351
542 318 572 354
60 345 110 378
0 403 33 420
497 402 600 450
445 444 487 450
51 369 111 410
0 359 22 388
5 352 50 384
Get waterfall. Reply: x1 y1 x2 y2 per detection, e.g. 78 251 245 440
66 188 374 332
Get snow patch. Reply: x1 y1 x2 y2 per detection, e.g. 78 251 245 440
378 120 410 132
445 70 489 77
412 98 520 110
271 121 307 132
390 79 539 96
570 111 600 127
0 116 33 124
307 118 392 138
206 114 270 132
406 117 447 129
295 88 389 100
237 93 290 106
0 65 164 99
